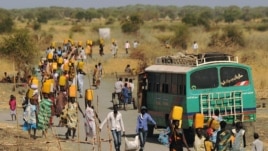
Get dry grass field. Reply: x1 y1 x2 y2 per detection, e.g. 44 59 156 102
0 19 267 150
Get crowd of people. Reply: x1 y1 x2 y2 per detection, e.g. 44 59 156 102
6 39 265 151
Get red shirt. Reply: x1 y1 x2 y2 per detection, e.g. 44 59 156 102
9 99 16 111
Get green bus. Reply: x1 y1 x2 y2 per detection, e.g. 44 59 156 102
137 52 256 137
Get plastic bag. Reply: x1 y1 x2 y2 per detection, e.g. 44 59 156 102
125 135 139 151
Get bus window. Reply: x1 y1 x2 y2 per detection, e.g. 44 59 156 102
171 74 178 94
147 73 154 92
162 83 169 93
166 73 172 93
190 68 218 89
155 73 160 92
220 67 249 87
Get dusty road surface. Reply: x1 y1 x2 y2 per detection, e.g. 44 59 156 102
0 75 267 151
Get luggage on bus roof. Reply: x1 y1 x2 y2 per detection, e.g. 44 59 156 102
197 52 232 63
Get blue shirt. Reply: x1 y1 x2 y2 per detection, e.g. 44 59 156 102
136 113 156 133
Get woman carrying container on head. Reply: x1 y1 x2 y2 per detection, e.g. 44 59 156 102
169 120 191 151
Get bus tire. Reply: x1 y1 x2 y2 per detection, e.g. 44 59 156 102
147 124 155 137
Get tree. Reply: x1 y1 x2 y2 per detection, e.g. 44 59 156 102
223 6 242 23
170 24 189 50
0 17 14 33
0 30 38 78
121 14 144 33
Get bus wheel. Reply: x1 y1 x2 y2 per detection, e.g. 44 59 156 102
243 122 255 143
147 124 155 137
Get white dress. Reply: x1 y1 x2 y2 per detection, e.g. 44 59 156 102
84 106 96 138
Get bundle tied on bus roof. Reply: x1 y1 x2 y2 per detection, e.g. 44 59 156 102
155 52 238 67
155 52 197 66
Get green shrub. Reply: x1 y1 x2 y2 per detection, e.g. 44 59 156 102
208 25 245 48
255 24 268 32
170 24 189 50
70 25 85 33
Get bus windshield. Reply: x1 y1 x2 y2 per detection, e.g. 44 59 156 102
220 67 249 87
190 67 218 89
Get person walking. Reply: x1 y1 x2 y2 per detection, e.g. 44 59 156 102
84 101 101 142
215 121 232 151
64 97 84 140
9 95 17 121
111 41 118 58
37 92 53 138
192 41 198 53
231 121 246 151
125 41 130 54
22 94 38 139
121 83 129 111
99 105 125 151
204 132 214 151
252 132 264 151
194 128 205 151
77 68 86 98
114 77 124 106
169 120 190 151
136 106 157 151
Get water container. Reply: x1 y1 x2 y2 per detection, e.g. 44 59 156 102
78 41 82 46
48 79 54 92
171 106 183 120
85 89 94 101
87 40 92 45
47 52 53 60
31 77 39 87
63 63 69 71
63 39 68 44
194 113 204 128
42 80 51 94
207 119 220 130
51 42 56 47
57 57 63 64
77 61 84 70
52 62 58 70
59 76 66 86
69 85 77 97
27 88 34 98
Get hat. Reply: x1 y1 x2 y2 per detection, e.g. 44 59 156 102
141 106 147 110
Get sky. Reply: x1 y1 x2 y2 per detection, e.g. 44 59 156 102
1 0 268 9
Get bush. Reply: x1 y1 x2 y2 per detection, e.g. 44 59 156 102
33 22 41 31
0 17 14 33
208 25 245 48
170 24 189 50
70 25 85 33
255 24 268 32
0 30 38 77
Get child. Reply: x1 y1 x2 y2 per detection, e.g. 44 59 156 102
9 95 16 121
23 96 38 139
204 132 214 151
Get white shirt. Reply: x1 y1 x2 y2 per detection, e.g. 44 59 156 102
252 139 264 151
193 43 198 50
129 82 134 93
114 81 124 93
100 111 125 132
125 42 130 49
